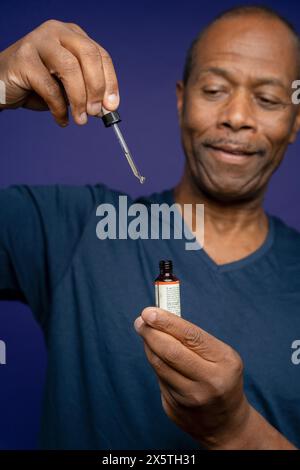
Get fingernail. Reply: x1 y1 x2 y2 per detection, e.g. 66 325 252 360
134 316 144 331
142 308 157 323
87 102 102 115
107 93 118 104
79 112 87 124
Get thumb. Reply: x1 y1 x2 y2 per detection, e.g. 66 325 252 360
141 307 228 362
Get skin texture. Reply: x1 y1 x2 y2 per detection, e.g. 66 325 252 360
0 13 299 449
134 307 296 449
174 14 300 265
0 20 119 125
177 16 300 204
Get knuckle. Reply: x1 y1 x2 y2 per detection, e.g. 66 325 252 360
164 346 181 365
36 19 61 34
59 53 78 73
15 41 35 61
34 20 69 39
80 41 101 58
232 355 244 377
66 22 80 29
157 316 173 330
225 347 244 376
183 326 203 348
88 83 105 100
101 50 117 73
208 375 227 399
43 19 61 28
177 390 206 408
29 20 63 42
189 392 205 407
149 353 163 370
42 77 61 100
100 48 112 62
66 22 87 35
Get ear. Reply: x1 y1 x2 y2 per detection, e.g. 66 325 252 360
176 80 184 125
288 105 300 144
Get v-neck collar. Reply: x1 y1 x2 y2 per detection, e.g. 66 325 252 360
163 187 274 273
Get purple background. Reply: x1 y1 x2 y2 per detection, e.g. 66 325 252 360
0 0 300 449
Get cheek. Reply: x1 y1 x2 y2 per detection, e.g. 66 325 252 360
257 113 295 151
183 95 215 133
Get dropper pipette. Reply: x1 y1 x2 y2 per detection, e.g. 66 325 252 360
100 106 145 184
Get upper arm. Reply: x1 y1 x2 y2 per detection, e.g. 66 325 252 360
0 183 100 326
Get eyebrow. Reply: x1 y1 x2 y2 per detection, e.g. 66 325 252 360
196 67 287 90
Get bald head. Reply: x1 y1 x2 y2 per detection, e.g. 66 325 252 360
176 5 300 203
183 6 300 85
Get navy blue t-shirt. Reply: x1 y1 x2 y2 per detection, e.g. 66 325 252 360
0 182 300 449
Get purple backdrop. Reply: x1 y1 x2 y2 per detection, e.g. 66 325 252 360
0 0 300 449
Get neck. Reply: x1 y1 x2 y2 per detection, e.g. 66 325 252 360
173 168 269 265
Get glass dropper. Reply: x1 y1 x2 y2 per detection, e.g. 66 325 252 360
100 106 145 184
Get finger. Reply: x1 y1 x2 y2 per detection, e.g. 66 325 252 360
98 46 120 111
66 23 89 37
157 379 198 431
140 307 228 362
136 320 212 380
59 33 107 116
22 49 69 126
144 345 212 410
60 26 119 112
143 342 199 396
39 43 87 125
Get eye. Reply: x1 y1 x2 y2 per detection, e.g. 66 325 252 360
203 88 221 94
257 95 281 108
202 88 225 99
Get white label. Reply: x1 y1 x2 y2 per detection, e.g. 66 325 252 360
155 282 181 316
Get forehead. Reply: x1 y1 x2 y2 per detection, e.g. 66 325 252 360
192 15 299 84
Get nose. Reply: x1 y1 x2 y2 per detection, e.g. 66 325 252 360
217 89 256 132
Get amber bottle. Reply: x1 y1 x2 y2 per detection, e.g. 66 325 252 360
154 260 181 316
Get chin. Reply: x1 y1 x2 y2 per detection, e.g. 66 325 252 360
204 188 247 203
193 174 259 204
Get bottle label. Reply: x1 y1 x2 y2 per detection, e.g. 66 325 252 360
155 281 181 317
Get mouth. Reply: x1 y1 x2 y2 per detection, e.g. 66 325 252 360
204 144 260 165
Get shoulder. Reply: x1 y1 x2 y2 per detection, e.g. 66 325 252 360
0 181 133 214
271 215 300 260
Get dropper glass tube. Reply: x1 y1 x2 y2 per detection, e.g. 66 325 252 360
100 107 145 184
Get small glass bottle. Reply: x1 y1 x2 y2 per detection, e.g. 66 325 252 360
155 260 181 316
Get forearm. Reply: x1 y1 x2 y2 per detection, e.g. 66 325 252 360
208 405 297 450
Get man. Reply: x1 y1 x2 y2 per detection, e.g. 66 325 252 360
0 5 299 449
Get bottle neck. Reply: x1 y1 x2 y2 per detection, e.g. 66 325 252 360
160 268 172 276
159 260 173 276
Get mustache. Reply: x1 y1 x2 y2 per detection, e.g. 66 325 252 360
202 138 266 156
